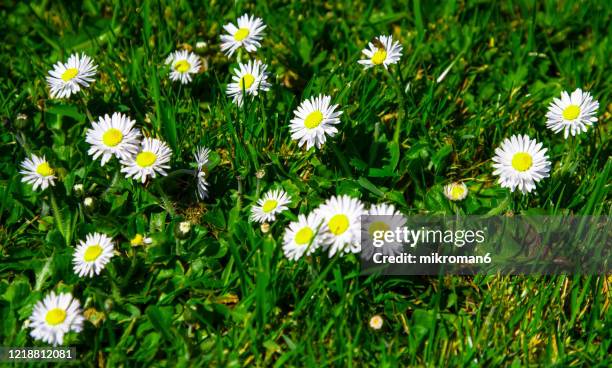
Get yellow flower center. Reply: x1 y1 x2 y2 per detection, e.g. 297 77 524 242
61 68 79 82
175 60 191 73
562 104 580 120
130 234 144 246
262 199 278 213
234 28 250 41
328 214 350 236
45 308 67 326
304 111 324 129
511 152 533 172
84 244 103 262
294 227 314 245
368 221 390 237
102 128 123 147
240 73 255 90
450 185 466 200
136 151 157 168
36 162 54 177
371 48 387 65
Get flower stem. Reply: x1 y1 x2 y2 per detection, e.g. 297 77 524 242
384 68 407 144
80 93 95 122
154 180 176 217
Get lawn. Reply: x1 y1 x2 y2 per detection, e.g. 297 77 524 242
0 0 610 366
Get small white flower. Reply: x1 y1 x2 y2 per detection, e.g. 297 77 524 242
358 35 403 69
317 195 365 257
443 182 468 201
250 189 291 223
220 14 266 57
165 50 201 84
369 315 384 330
120 138 172 183
86 112 142 166
194 146 211 200
226 60 271 106
283 212 326 261
19 154 56 191
73 232 114 278
46 53 97 98
546 88 599 138
29 291 85 346
361 203 406 260
73 184 84 194
83 197 94 207
178 221 191 235
492 134 551 194
289 94 343 150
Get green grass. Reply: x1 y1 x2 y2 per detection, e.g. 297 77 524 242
1 0 611 366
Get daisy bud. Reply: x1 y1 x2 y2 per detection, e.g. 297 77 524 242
176 221 192 238
83 197 94 208
73 184 84 196
443 182 468 202
369 315 384 330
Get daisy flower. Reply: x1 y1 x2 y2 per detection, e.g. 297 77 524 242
120 138 172 183
130 233 152 246
194 146 211 199
289 94 343 150
443 182 468 201
179 221 191 235
492 134 551 194
317 195 365 256
283 212 326 261
250 189 291 223
85 112 142 166
20 154 56 191
220 14 266 57
358 35 403 69
29 291 85 346
226 59 271 106
73 232 114 278
361 203 406 260
545 88 599 138
165 50 201 84
46 53 97 98
369 315 384 330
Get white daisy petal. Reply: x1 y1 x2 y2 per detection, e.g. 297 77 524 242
29 291 85 346
20 154 56 191
282 212 326 260
316 195 365 256
226 59 271 106
85 112 142 166
120 138 173 183
194 146 211 200
491 134 551 194
360 203 406 260
358 35 403 70
72 232 114 278
46 53 97 99
165 50 201 84
289 94 343 150
220 14 266 57
250 189 291 223
545 88 599 138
